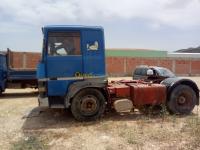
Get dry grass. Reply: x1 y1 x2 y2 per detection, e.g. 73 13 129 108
181 116 200 149
0 77 200 149
11 135 47 150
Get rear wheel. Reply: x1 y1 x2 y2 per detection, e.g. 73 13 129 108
167 85 197 115
71 88 106 121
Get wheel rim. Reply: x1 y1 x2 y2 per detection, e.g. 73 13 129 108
79 95 98 116
176 91 193 110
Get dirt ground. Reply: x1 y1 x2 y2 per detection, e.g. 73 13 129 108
0 77 200 150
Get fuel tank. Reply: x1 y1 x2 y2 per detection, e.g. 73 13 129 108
108 81 167 108
129 83 166 107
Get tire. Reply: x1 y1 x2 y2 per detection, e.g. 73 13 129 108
71 88 106 121
167 85 197 115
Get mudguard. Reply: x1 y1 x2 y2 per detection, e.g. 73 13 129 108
161 77 199 105
65 78 108 108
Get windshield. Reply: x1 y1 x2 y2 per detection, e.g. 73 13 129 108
157 68 175 77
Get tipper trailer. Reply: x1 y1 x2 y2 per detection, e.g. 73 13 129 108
37 25 199 121
0 49 37 94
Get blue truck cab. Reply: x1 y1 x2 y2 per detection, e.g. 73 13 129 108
37 25 200 121
37 25 108 118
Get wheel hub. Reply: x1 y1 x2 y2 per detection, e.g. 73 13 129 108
178 96 186 104
80 95 97 114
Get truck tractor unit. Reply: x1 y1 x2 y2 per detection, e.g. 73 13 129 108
37 25 199 121
0 50 37 94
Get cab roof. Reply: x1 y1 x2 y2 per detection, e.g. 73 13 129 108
43 25 103 31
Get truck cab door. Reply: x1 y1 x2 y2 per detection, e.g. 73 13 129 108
82 29 105 78
46 31 83 96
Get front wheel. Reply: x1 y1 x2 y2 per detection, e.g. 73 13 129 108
71 88 106 121
167 85 197 115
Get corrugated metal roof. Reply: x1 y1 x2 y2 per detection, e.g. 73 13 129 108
168 52 200 58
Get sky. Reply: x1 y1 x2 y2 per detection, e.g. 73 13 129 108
0 0 200 52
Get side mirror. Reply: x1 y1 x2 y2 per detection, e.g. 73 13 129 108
147 69 154 76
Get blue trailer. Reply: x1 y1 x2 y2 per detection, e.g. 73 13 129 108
0 50 37 94
37 25 199 121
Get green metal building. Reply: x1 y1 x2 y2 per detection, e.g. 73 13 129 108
105 49 167 58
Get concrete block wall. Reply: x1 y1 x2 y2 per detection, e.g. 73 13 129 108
9 51 200 76
106 57 200 76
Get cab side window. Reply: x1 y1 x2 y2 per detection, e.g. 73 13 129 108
48 32 81 56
